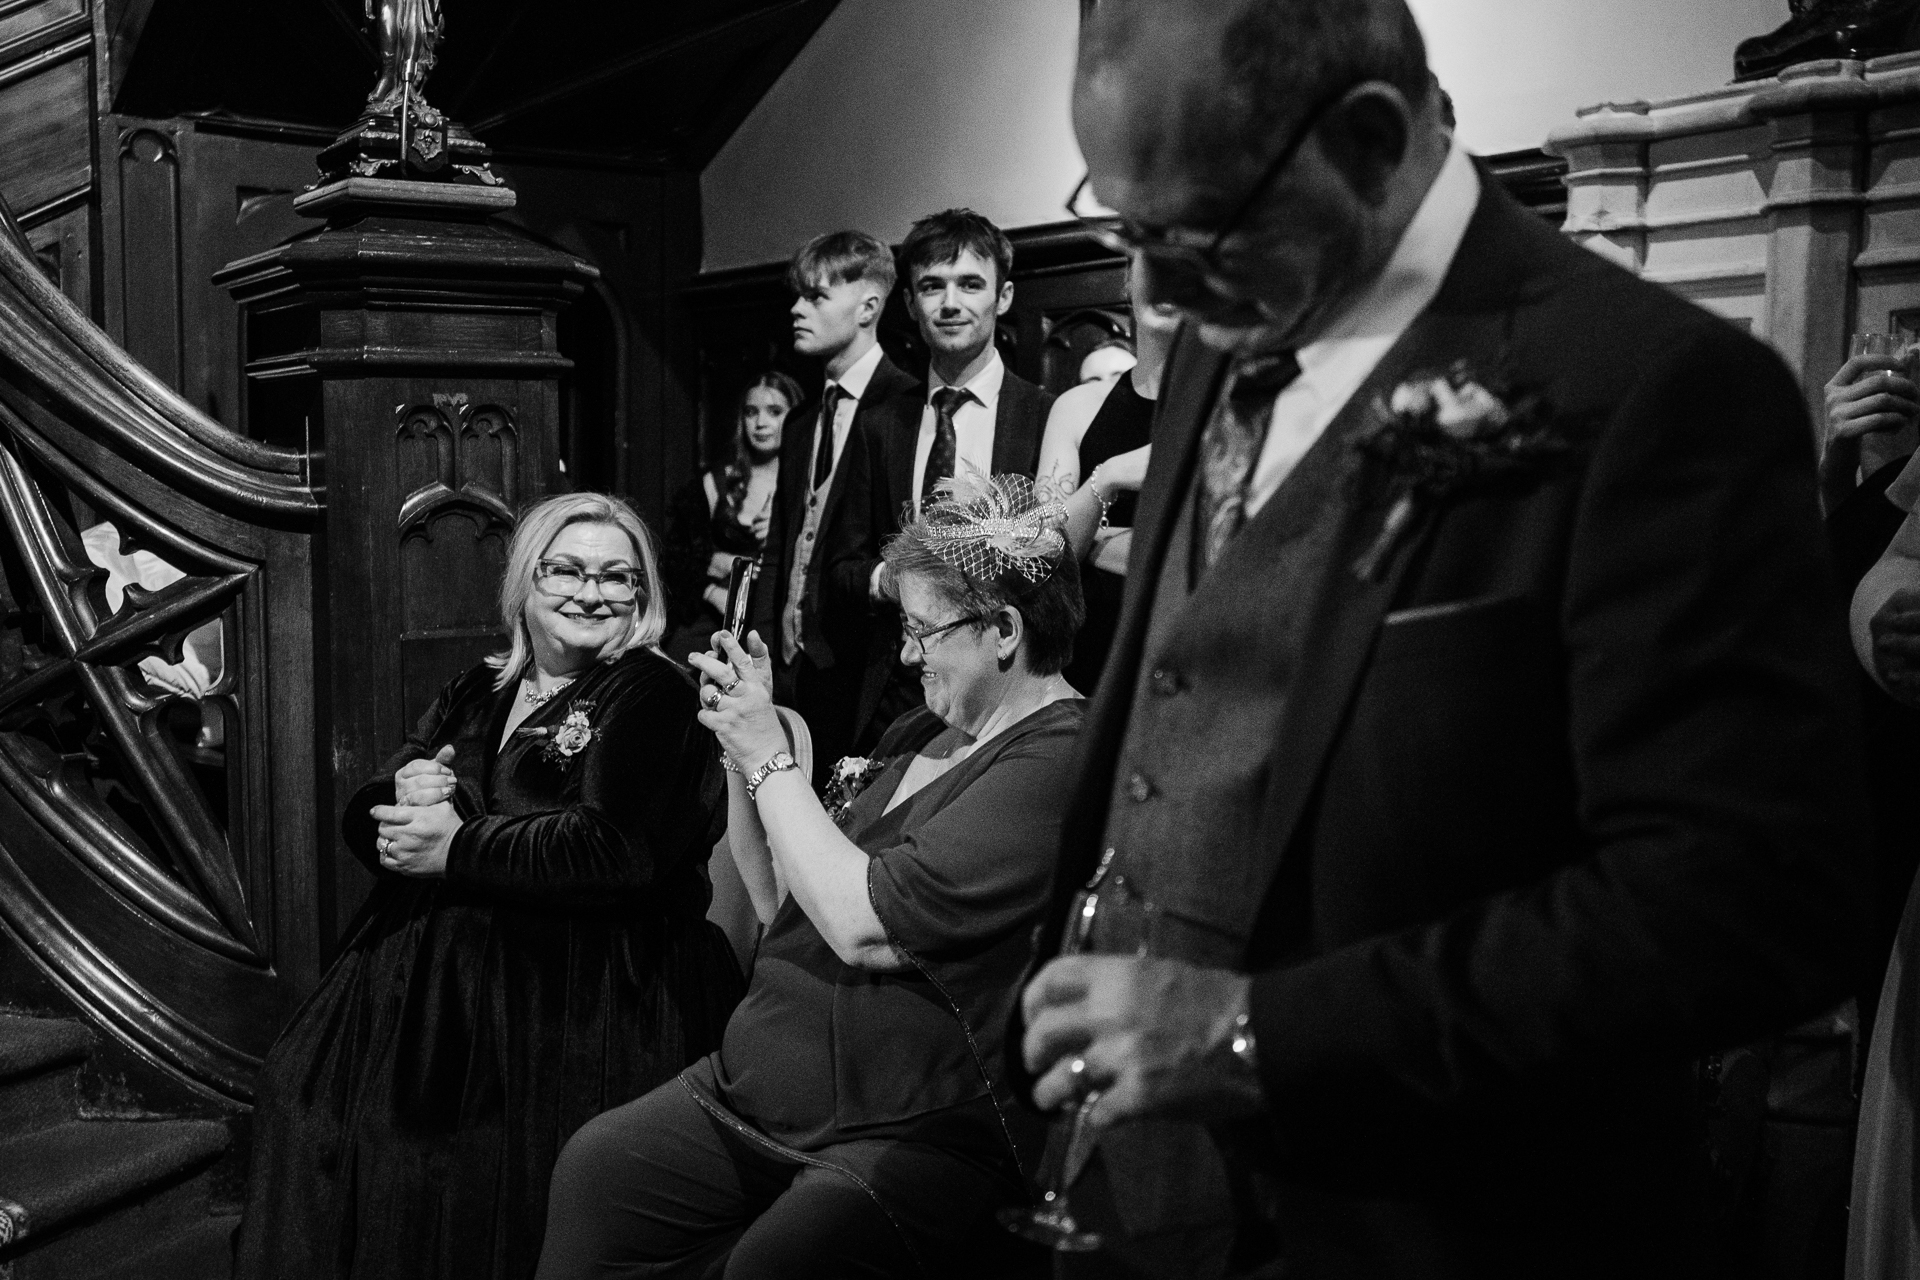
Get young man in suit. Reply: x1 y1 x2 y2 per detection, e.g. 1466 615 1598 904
750 230 921 783
848 208 1055 742
1014 2 1871 1276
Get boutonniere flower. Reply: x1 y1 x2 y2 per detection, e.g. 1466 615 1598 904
822 755 889 828
517 701 597 765
1350 361 1569 580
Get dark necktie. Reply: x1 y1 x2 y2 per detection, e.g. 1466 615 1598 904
812 384 844 489
1196 351 1302 568
922 386 971 505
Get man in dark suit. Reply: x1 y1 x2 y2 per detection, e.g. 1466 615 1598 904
847 208 1056 744
1014 2 1871 1276
751 230 921 783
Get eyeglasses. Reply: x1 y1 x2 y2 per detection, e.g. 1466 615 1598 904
901 613 986 653
1064 83 1360 279
535 559 642 603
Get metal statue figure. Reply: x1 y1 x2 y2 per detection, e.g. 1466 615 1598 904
364 0 444 115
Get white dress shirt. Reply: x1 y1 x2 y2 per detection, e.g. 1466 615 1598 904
1244 142 1481 519
911 347 1005 516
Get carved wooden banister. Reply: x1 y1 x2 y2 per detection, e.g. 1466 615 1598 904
0 192 323 1104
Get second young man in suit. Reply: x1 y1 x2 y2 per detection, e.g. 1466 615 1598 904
752 230 921 782
850 208 1056 741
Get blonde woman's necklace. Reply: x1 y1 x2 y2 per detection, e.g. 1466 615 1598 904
523 675 577 709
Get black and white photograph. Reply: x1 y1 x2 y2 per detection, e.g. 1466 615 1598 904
0 0 1916 1276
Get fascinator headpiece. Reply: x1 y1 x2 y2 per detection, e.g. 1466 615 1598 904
917 472 1069 586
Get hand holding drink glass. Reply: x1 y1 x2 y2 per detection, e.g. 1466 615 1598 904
1829 332 1919 445
1822 332 1920 509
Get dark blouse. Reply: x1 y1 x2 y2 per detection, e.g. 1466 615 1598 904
664 467 773 630
1065 374 1156 693
699 699 1086 1171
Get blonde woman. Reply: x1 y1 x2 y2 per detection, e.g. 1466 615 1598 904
237 493 744 1280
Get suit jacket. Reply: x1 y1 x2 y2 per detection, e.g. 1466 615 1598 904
850 365 1054 736
748 352 921 675
1019 180 1871 1276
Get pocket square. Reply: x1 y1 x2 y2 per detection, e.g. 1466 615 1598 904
1383 595 1511 626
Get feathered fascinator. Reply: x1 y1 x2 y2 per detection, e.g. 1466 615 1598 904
918 472 1069 586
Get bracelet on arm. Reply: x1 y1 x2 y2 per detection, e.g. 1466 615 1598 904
1086 464 1115 530
745 750 799 800
719 752 740 774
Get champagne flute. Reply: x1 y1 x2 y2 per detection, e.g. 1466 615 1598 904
999 886 1107 1252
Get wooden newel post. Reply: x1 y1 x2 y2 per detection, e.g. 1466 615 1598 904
215 157 599 942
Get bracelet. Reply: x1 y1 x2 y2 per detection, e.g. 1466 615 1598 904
719 752 740 774
1086 465 1114 530
745 750 799 800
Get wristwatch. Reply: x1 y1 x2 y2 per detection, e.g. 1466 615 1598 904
745 750 799 800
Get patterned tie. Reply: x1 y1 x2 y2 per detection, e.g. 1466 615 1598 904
812 384 843 489
1196 351 1303 568
922 386 972 506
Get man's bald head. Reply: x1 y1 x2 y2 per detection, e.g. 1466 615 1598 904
1077 0 1430 196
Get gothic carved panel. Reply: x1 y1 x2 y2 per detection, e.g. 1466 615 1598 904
394 393 519 537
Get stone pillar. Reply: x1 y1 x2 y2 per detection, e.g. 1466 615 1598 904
1752 63 1873 425
215 171 597 935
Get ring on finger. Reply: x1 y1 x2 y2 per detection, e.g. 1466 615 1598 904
1067 1055 1091 1094
380 837 393 855
721 677 743 696
703 687 722 710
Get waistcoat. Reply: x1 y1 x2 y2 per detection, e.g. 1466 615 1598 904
1076 394 1362 1244
1086 405 1358 968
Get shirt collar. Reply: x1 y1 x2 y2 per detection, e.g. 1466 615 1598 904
929 346 1005 409
830 341 885 402
1296 141 1480 376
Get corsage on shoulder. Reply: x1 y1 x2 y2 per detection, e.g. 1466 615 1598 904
517 701 597 765
823 755 889 828
1349 362 1569 580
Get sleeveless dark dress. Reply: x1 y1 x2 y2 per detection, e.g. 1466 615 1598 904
663 468 773 658
1064 373 1156 694
235 649 744 1280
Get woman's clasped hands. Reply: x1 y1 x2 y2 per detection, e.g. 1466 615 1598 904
370 743 461 877
690 630 784 772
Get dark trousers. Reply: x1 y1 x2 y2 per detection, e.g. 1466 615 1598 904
536 1075 1030 1280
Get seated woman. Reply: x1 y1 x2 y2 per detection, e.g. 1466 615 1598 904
1038 272 1180 692
663 372 800 659
236 493 745 1280
537 477 1087 1280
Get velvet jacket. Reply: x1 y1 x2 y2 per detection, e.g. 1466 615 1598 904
235 648 741 1280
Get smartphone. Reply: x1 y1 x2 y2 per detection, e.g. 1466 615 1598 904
724 555 759 638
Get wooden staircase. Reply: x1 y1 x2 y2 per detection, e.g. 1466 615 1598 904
0 946 241 1280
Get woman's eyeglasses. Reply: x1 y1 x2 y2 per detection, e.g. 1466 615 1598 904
901 613 986 653
536 559 642 604
1063 83 1359 279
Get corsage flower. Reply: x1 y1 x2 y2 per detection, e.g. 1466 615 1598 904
517 701 597 765
822 755 889 828
1350 362 1569 580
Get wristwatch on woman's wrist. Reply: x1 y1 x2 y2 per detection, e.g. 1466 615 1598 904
745 750 799 800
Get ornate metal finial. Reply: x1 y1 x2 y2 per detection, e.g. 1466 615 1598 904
296 0 513 217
